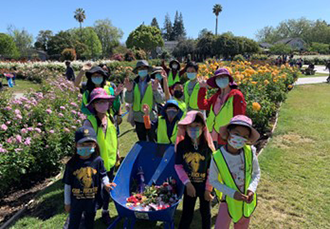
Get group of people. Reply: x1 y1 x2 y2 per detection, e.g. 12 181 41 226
63 59 261 229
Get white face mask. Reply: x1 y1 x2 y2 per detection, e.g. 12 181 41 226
216 77 229 89
172 64 178 69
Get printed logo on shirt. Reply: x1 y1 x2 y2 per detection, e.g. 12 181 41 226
183 152 207 183
72 167 98 199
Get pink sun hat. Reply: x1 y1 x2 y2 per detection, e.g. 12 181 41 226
86 88 115 113
178 111 206 126
219 115 260 144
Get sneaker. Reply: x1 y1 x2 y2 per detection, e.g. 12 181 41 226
102 211 111 225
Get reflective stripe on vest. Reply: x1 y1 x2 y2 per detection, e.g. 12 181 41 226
157 117 178 144
213 146 257 223
184 81 200 110
133 83 153 112
88 115 117 171
168 71 180 87
206 96 234 133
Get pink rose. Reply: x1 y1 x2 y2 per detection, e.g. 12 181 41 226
46 109 52 114
59 113 64 117
16 114 23 120
16 135 22 143
64 128 70 133
14 109 21 115
27 127 34 131
24 137 31 146
21 128 28 134
35 128 42 133
1 124 8 131
49 130 54 134
71 110 77 115
60 106 66 110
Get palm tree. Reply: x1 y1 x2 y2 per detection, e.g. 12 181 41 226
74 8 86 30
213 4 222 35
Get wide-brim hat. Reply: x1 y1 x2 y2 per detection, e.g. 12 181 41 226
178 111 206 127
86 66 108 78
219 115 260 144
169 59 181 69
207 68 235 88
151 66 163 75
86 88 115 113
133 60 153 74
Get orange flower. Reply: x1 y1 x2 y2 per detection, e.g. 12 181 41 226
264 80 269 85
252 102 261 111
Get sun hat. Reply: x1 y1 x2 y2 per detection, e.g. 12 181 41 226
219 115 260 144
207 68 236 88
178 110 205 126
86 66 108 78
132 60 153 74
151 66 163 75
86 88 115 113
75 126 98 144
169 59 180 69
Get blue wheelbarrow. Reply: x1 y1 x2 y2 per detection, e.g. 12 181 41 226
108 142 184 229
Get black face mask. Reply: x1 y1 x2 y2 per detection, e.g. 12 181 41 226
174 90 183 99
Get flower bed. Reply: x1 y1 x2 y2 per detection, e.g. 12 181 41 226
198 60 299 133
0 77 86 196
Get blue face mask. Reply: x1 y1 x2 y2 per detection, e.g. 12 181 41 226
138 70 148 78
216 77 229 89
92 76 103 85
77 146 95 156
155 73 163 80
188 127 201 140
187 72 197 80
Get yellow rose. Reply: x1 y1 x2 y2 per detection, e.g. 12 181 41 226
252 102 261 111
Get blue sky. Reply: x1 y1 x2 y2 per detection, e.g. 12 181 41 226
0 0 329 43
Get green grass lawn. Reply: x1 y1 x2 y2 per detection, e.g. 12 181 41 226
250 84 330 228
2 79 40 93
9 84 330 228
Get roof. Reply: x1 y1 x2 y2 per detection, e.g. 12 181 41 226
259 42 273 48
274 38 306 45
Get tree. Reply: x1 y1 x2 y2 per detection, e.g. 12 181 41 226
172 39 196 59
172 12 186 41
269 43 292 55
310 42 330 54
0 33 20 59
7 26 33 57
198 28 213 39
93 19 123 57
162 13 173 41
34 30 53 52
71 27 102 59
197 31 215 59
126 25 164 54
47 31 76 56
213 4 222 35
74 8 86 30
151 17 160 29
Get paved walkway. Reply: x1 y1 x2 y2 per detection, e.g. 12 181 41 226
302 65 329 74
296 65 329 85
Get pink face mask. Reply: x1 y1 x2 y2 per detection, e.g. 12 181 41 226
95 102 110 113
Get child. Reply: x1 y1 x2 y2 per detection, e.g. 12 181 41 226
161 59 186 87
83 88 119 225
183 62 202 112
175 111 215 229
198 68 246 149
209 115 261 229
170 82 187 116
142 100 183 144
63 126 116 229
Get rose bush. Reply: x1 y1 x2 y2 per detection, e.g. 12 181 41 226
0 77 86 195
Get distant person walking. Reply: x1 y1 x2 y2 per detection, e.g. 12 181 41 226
326 61 330 83
65 61 76 81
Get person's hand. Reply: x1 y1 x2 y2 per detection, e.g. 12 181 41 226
152 79 159 91
115 84 124 96
64 204 71 213
142 104 150 115
81 63 92 72
186 182 196 197
204 190 214 202
105 183 117 193
233 191 248 202
246 190 254 203
199 80 208 88
161 69 168 79
124 77 133 91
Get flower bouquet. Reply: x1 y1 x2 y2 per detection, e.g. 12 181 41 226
126 178 179 211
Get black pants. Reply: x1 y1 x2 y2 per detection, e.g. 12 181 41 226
69 205 95 229
102 168 115 210
178 183 211 229
135 121 155 142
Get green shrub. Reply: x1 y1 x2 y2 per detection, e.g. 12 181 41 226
61 48 76 61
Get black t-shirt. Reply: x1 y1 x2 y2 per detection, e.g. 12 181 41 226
63 155 107 208
175 136 212 184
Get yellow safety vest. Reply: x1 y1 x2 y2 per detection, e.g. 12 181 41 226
168 71 180 87
88 114 117 171
206 96 234 133
133 83 153 112
174 98 187 117
157 117 178 144
184 81 200 110
213 145 257 223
